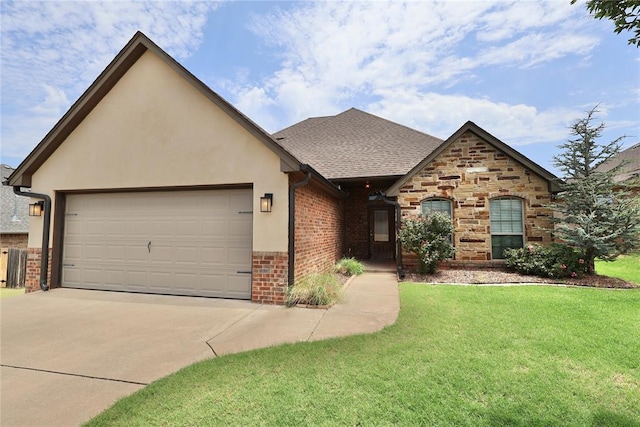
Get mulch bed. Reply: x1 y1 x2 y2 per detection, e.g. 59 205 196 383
403 269 638 289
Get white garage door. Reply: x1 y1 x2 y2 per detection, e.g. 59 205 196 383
62 189 253 299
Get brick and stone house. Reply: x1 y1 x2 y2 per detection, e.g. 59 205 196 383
6 32 561 304
277 111 561 272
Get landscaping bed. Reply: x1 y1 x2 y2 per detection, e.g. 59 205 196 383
404 269 638 289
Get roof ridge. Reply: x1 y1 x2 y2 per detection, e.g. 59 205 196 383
341 108 443 142
273 115 334 139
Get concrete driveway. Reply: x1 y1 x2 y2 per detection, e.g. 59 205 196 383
0 272 399 426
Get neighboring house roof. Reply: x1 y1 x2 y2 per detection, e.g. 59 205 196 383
273 108 443 180
386 121 562 196
1 165 29 234
594 143 640 183
7 31 303 188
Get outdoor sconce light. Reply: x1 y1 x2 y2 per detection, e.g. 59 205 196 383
29 201 44 217
260 193 273 212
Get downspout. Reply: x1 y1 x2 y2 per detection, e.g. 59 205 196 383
369 193 404 279
288 166 312 286
13 187 51 291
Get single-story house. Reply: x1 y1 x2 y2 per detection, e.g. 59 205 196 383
7 32 560 304
1 164 30 249
594 143 640 196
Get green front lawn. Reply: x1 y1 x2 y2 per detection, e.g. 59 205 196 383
596 253 640 284
88 285 640 426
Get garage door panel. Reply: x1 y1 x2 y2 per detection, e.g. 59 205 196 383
104 245 126 261
201 220 227 238
127 220 152 236
63 189 253 299
125 246 149 263
85 245 103 260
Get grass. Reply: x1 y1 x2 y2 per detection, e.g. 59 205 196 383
596 253 640 284
0 287 25 299
286 272 343 307
334 257 365 276
87 285 640 426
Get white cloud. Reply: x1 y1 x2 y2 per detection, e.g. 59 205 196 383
1 0 220 165
368 91 579 146
231 0 604 139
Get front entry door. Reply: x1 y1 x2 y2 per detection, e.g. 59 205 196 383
369 206 394 260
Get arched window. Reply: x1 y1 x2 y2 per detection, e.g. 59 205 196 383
422 198 454 248
490 197 524 259
421 198 452 218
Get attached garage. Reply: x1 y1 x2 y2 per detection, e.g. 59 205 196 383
7 32 323 304
62 189 253 299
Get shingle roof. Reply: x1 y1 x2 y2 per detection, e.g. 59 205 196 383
273 108 443 180
1 165 29 233
595 143 640 183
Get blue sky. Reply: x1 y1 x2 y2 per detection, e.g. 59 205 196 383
1 0 638 177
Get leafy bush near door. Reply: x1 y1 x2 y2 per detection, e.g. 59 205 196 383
399 213 455 274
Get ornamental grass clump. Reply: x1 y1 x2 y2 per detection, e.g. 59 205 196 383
334 258 365 276
286 273 342 307
505 243 588 279
398 212 455 274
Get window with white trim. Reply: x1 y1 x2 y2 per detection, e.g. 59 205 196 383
490 197 524 259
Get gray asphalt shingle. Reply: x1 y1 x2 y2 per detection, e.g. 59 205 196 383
274 108 442 180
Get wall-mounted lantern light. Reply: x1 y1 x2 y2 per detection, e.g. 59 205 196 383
260 193 273 213
29 200 44 217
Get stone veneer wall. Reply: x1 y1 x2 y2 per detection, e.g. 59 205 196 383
0 233 28 249
25 248 52 293
397 131 553 269
252 251 288 304
293 181 345 281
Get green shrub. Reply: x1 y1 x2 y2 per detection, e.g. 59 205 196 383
334 258 365 276
398 213 455 274
505 243 588 279
286 273 342 307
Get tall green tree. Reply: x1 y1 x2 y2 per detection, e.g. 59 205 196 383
552 107 640 274
572 0 640 47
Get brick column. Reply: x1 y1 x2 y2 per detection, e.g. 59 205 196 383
252 251 288 304
25 248 52 293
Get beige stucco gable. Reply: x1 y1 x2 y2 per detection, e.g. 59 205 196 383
28 50 289 252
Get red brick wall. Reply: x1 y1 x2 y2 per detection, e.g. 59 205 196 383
340 180 396 259
294 182 345 281
252 251 288 304
25 248 52 293
0 233 28 249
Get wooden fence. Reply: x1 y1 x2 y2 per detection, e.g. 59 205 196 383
0 248 27 288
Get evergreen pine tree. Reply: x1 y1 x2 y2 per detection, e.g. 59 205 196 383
552 107 640 274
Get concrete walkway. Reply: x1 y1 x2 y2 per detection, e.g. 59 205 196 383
0 272 398 426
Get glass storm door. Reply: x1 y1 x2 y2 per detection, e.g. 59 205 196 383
369 207 394 259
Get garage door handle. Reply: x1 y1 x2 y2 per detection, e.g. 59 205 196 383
237 270 252 274
147 241 151 253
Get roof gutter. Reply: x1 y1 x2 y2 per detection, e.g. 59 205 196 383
368 192 404 279
12 186 51 291
288 166 312 287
